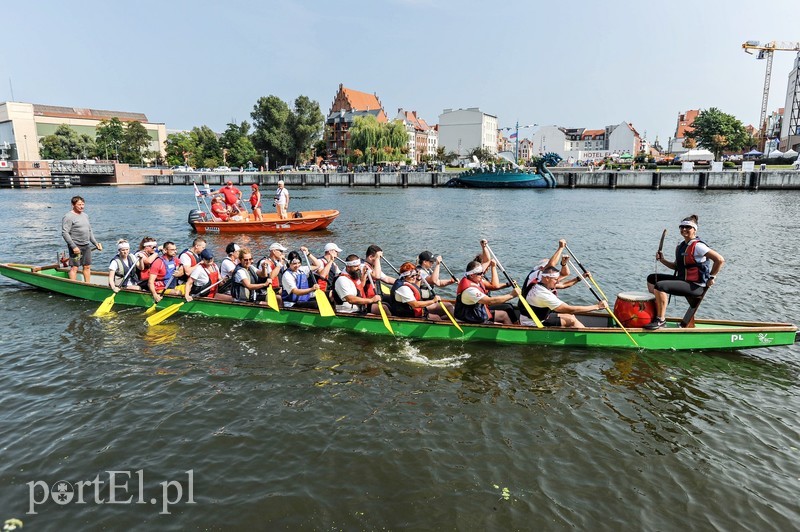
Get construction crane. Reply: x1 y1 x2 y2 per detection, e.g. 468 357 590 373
742 40 800 150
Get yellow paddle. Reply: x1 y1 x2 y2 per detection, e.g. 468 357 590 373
145 275 178 315
146 279 223 326
567 258 639 348
367 274 394 335
266 285 280 312
303 251 335 317
93 260 139 316
418 270 463 334
484 244 544 329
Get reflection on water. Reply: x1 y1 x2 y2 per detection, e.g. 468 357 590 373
1 187 800 529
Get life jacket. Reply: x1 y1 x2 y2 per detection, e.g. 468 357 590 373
179 249 200 268
361 262 383 298
264 258 284 290
417 266 435 300
390 279 424 318
282 268 312 304
454 277 490 324
518 268 551 318
675 238 711 284
333 271 365 308
137 250 157 283
155 255 180 287
191 263 220 297
316 257 338 293
111 254 138 285
231 264 261 302
250 190 260 208
218 257 237 294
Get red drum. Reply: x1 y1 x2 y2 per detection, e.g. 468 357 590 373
613 291 656 327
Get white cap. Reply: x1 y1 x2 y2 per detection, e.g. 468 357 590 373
269 242 288 251
324 243 343 253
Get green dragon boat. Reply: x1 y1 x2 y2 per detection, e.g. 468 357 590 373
1 263 797 351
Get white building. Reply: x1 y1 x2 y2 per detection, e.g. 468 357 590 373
0 101 166 161
529 122 641 162
438 108 498 157
780 54 800 151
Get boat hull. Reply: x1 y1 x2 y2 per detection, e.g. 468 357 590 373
449 170 555 188
2 264 797 351
190 209 339 233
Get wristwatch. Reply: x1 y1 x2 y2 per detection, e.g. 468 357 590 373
709 275 716 280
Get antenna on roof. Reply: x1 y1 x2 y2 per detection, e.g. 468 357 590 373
9 77 15 101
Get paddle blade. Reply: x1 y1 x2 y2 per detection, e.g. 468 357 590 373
146 302 185 327
315 289 335 317
144 302 158 315
93 293 116 316
266 286 279 312
440 301 463 334
377 303 394 335
381 283 391 296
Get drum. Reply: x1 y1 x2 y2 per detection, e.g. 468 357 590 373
613 291 656 327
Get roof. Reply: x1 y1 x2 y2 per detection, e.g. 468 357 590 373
341 86 382 112
675 109 699 138
581 129 605 139
33 104 148 122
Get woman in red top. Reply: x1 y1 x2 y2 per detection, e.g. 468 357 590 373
249 184 262 221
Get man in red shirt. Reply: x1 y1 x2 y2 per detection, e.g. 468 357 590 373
220 181 242 212
148 241 184 303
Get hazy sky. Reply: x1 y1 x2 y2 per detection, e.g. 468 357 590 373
4 0 798 145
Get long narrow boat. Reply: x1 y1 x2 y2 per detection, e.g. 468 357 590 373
188 209 339 234
1 263 797 351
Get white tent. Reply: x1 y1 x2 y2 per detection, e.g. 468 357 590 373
781 149 798 158
678 149 714 161
768 149 784 158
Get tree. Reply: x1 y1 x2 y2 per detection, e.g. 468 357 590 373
685 108 750 160
251 95 293 169
39 125 96 160
121 121 151 164
192 126 221 168
165 131 197 166
220 121 258 168
289 96 324 163
96 117 125 160
349 116 409 165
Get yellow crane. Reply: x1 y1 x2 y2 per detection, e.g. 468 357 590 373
742 40 800 150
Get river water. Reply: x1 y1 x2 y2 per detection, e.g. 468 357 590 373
0 185 798 530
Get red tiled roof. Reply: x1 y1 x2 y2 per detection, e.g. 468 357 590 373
581 129 605 139
342 87 382 113
675 109 699 138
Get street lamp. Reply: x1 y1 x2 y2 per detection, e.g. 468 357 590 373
498 121 537 163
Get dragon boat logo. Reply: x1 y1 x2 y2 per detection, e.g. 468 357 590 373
757 333 773 344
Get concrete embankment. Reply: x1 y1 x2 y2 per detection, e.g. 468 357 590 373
147 169 800 190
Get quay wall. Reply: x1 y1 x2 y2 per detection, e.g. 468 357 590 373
143 170 800 191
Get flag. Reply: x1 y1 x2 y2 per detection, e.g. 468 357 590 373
193 182 202 197
509 133 518 139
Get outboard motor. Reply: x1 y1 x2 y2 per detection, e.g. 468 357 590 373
188 209 207 228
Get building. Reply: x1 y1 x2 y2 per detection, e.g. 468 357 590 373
325 84 387 162
530 122 641 162
0 101 166 161
780 54 800 151
395 109 437 163
669 110 699 154
437 108 498 158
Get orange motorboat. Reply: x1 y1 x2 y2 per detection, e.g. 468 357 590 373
188 208 339 234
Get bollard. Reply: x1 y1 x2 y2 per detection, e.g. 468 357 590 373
651 172 661 190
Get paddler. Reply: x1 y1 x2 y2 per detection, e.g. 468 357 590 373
645 214 725 330
454 260 520 325
107 239 139 292
147 241 185 303
522 266 607 328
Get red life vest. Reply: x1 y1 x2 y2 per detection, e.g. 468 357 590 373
455 277 491 322
266 258 282 289
676 238 711 284
333 271 365 308
317 258 330 292
204 263 220 297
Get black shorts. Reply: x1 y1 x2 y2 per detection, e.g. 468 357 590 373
647 274 705 298
542 312 562 327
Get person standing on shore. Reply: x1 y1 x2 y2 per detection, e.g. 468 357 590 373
61 195 102 282
274 180 289 219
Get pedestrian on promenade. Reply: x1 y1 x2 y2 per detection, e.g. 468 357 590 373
62 195 102 282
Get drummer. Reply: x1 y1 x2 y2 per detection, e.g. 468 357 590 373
645 214 725 330
521 266 607 328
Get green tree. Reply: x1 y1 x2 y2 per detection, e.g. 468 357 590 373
39 124 96 160
164 131 197 166
251 95 293 169
289 96 324 164
121 121 151 164
220 121 258 168
685 108 750 160
95 117 125 160
191 126 221 168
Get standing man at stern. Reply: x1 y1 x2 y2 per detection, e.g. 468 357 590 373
62 195 102 282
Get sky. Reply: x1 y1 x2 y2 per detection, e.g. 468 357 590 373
3 0 799 146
